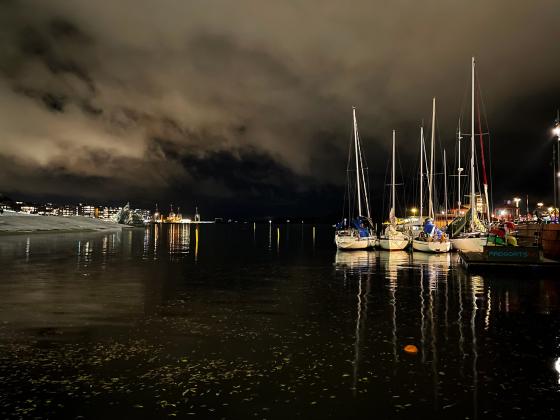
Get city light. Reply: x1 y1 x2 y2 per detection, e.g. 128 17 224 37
554 125 560 137
513 197 521 218
537 202 543 207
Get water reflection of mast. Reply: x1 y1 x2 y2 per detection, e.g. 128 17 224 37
352 274 363 394
389 267 398 363
352 271 371 394
444 268 449 338
429 265 438 409
484 286 491 331
471 275 482 420
420 268 426 363
458 272 465 365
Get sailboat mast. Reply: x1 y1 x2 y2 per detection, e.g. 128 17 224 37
475 68 492 225
419 125 424 222
429 97 436 219
357 133 371 219
353 107 363 217
470 57 476 230
457 123 462 215
392 130 396 215
444 149 448 223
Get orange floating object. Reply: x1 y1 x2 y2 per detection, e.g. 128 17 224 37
404 344 418 354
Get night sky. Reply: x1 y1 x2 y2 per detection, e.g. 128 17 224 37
1 0 559 218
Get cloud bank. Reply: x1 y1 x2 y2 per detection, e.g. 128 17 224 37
0 0 559 213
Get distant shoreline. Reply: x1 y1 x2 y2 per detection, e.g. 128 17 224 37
0 214 128 235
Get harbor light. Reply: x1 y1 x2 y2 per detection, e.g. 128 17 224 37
537 202 543 208
513 197 521 206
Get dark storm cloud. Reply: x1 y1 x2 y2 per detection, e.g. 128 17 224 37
0 0 559 214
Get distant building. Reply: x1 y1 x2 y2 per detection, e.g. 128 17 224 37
80 204 96 218
136 209 151 222
37 203 58 215
101 206 121 220
20 205 38 214
62 205 78 217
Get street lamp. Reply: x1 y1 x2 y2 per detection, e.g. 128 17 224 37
410 207 417 218
554 112 560 216
513 197 521 220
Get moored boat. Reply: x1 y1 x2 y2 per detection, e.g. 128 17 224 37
334 107 376 250
449 57 491 252
412 237 452 253
411 98 451 253
379 130 411 251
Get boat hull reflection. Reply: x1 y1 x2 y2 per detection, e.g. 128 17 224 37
334 250 376 272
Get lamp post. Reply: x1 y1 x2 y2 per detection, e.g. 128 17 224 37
554 112 560 221
410 207 417 219
513 197 521 220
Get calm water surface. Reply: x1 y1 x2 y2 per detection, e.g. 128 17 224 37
0 224 559 419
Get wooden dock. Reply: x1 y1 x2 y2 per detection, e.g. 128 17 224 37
458 246 560 272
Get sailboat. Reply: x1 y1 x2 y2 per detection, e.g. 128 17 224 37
412 98 451 253
379 130 411 250
335 107 376 250
449 57 490 252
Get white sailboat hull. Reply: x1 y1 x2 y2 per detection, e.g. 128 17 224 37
451 236 487 252
378 237 410 251
412 239 451 253
335 235 375 250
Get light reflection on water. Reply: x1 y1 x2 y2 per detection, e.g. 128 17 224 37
0 224 559 418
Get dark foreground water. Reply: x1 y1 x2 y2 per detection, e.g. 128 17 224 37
0 224 559 419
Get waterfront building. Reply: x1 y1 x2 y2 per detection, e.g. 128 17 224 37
137 209 151 222
101 207 121 220
79 204 96 218
62 205 78 217
20 205 37 214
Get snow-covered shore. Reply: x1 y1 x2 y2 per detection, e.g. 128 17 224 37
0 213 127 234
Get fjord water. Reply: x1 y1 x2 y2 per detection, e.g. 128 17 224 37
0 224 559 419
